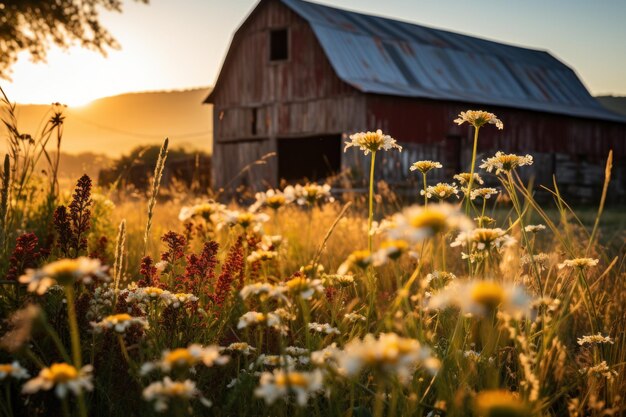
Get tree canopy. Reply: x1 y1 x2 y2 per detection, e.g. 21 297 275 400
0 0 147 79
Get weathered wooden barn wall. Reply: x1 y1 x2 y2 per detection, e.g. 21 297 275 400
210 0 362 189
363 95 626 201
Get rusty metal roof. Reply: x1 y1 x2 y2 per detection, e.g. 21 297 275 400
281 0 624 122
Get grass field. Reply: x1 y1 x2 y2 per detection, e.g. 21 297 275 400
1 108 625 417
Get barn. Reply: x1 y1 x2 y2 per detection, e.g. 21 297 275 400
205 0 626 201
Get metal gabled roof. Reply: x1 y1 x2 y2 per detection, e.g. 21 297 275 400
280 0 625 122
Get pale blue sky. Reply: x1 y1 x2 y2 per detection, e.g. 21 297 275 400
4 0 626 105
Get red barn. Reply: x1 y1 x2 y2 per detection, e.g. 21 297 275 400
206 0 626 201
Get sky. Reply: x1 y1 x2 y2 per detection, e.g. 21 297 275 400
2 0 626 106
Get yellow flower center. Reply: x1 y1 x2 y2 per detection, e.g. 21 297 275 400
105 313 132 322
286 277 307 291
167 382 189 396
474 390 528 417
0 364 13 374
237 213 254 227
276 372 308 387
471 282 506 309
474 229 501 244
409 210 448 233
349 250 372 269
496 155 519 170
46 363 79 383
45 259 80 276
144 287 164 297
164 348 196 366
380 240 408 259
267 195 286 208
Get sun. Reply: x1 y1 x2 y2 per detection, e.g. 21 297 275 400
63 92 97 108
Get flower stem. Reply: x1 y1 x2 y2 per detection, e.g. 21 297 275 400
422 172 428 207
64 286 82 368
466 126 480 215
368 151 377 253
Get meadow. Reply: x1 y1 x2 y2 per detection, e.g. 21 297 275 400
0 101 624 417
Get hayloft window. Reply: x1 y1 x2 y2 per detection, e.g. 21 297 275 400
269 28 288 61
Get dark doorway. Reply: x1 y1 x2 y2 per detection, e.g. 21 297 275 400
278 135 341 182
444 135 462 176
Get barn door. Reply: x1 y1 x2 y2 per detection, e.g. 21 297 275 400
277 135 341 182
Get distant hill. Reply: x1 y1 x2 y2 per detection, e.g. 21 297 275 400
596 96 626 117
1 88 212 157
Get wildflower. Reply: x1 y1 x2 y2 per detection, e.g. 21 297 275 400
421 183 459 200
254 369 324 406
387 204 474 244
470 187 499 201
6 232 41 282
428 280 532 318
285 276 324 299
521 253 551 272
284 183 334 206
225 342 256 355
369 218 396 236
272 307 297 322
311 343 341 367
577 333 614 346
480 152 533 174
22 363 93 399
424 271 457 289
247 249 277 263
580 361 618 380
143 345 229 374
474 390 529 417
524 224 546 233
155 260 169 273
91 313 148 334
454 110 503 130
337 250 372 274
237 312 283 332
143 377 212 412
337 333 440 383
474 216 496 226
344 129 402 155
259 235 285 251
240 283 287 303
240 283 287 302
410 161 442 174
299 263 325 278
163 292 199 308
454 172 484 186
19 257 109 294
344 312 367 323
0 361 30 380
257 354 297 369
308 322 340 335
217 210 269 232
321 273 355 288
0 304 41 352
178 200 225 222
558 258 599 270
285 346 309 357
250 189 289 212
463 350 481 362
209 236 244 307
374 239 410 266
451 228 516 253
